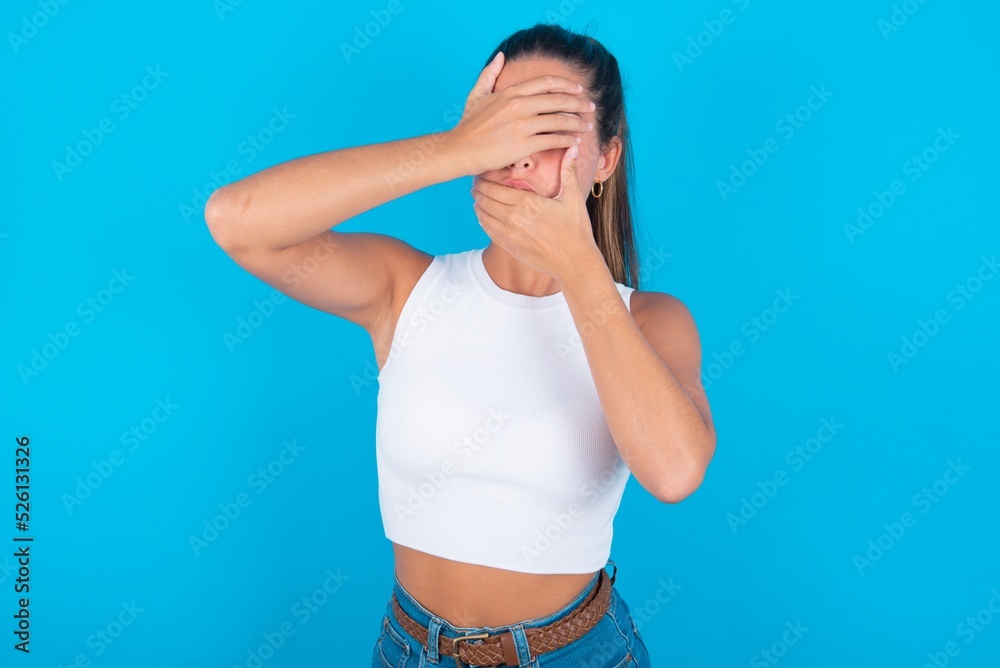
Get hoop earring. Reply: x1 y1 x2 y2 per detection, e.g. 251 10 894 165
591 180 604 198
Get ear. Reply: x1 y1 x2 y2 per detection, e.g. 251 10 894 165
596 136 623 182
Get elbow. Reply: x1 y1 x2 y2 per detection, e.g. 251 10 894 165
654 470 703 504
654 436 715 504
204 188 228 241
204 188 230 234
204 188 244 253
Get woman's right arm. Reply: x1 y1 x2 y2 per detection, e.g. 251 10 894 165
204 132 468 254
204 52 591 333
203 131 468 332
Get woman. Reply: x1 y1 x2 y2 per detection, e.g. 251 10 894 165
206 23 715 668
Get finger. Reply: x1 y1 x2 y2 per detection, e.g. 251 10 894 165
473 178 524 206
471 51 505 100
506 74 586 98
488 52 506 94
525 112 592 137
473 191 511 220
474 200 504 232
526 133 581 154
557 144 580 199
514 92 595 118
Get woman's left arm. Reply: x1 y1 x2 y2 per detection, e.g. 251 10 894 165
559 249 717 504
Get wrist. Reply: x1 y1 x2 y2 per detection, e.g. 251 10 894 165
557 242 608 290
438 130 475 178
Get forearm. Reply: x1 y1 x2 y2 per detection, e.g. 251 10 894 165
205 131 468 251
559 252 714 502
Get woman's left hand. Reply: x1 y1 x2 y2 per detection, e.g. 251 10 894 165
471 143 599 284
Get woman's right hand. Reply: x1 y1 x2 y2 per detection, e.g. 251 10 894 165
445 52 595 177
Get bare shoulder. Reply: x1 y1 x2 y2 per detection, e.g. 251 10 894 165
627 290 707 382
379 234 436 288
629 289 701 345
629 288 714 434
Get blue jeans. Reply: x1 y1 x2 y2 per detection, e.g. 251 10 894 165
371 560 652 667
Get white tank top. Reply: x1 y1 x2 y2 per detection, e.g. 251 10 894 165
375 247 636 574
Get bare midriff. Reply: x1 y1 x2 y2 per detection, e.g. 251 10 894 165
392 542 600 628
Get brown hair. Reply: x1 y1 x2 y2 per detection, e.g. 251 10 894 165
484 23 640 288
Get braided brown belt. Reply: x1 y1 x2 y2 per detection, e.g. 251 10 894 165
390 568 612 667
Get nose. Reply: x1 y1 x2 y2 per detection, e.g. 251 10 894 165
507 154 534 170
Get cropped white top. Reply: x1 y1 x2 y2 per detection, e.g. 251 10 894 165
375 247 636 574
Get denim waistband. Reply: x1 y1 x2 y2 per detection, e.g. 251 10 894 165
390 561 614 636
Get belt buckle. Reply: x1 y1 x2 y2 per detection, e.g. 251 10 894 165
450 632 489 668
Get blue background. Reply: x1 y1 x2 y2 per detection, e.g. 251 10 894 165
3 0 999 666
